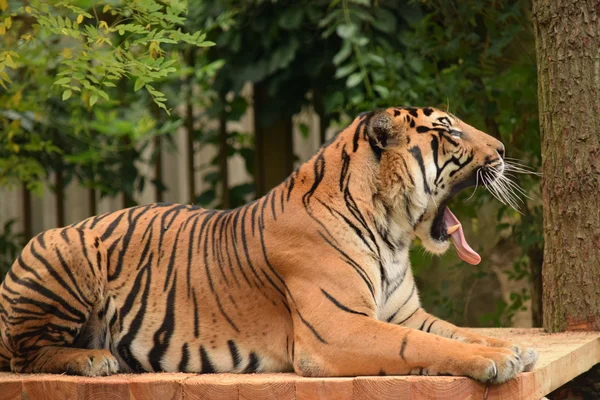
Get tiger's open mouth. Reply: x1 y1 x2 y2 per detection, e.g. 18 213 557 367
429 167 493 266
433 205 481 265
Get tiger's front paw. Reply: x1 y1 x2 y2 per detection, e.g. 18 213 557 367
487 340 538 373
511 345 538 372
463 336 538 373
464 347 523 384
64 350 119 376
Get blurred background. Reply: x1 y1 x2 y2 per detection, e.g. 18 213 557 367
0 0 542 328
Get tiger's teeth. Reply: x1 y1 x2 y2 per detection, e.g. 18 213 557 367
447 224 460 235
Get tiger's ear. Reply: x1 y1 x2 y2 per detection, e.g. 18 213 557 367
367 110 402 149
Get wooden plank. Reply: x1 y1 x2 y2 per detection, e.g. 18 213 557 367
0 329 597 400
128 373 187 400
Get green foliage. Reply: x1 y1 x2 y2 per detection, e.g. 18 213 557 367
201 0 344 124
2 0 214 112
0 0 220 195
0 220 25 278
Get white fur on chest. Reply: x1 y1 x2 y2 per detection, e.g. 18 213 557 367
376 246 420 322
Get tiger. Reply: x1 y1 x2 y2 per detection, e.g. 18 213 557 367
0 106 537 382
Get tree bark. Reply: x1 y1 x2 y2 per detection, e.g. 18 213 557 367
532 0 600 332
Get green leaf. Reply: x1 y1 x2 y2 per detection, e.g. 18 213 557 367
336 24 357 39
134 79 145 92
335 62 357 79
54 77 71 85
62 89 72 100
333 42 352 66
351 36 369 47
346 72 363 88
89 94 98 107
367 54 385 66
197 41 215 47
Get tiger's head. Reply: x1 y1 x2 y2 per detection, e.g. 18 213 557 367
366 107 506 265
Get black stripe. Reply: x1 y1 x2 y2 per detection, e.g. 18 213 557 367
36 232 47 250
200 345 216 373
55 248 93 307
399 335 408 360
352 117 368 152
296 310 327 344
76 229 97 277
301 152 325 208
2 276 83 323
426 319 437 333
60 228 71 244
99 212 125 241
110 205 153 281
399 283 416 310
317 232 375 299
179 343 190 372
409 146 431 194
187 215 201 297
339 146 351 191
215 294 240 333
163 224 184 291
317 199 377 256
200 211 219 292
227 340 241 369
119 253 153 325
244 352 260 373
342 184 381 259
270 190 277 220
18 250 87 321
287 176 295 201
192 289 200 338
149 272 178 371
320 289 368 317
210 211 230 286
221 212 239 287
239 205 265 287
15 254 42 281
229 208 252 287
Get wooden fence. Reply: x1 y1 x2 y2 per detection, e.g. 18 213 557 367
0 90 328 238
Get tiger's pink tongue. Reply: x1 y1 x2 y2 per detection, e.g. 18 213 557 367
443 208 481 265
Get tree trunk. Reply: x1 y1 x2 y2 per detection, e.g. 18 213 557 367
185 48 196 204
54 164 65 227
532 0 600 332
218 93 230 209
313 88 330 145
21 185 32 241
253 81 294 196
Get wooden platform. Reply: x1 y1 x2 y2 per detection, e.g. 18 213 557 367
0 329 598 400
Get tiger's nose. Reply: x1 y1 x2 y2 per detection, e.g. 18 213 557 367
488 141 505 159
497 144 505 159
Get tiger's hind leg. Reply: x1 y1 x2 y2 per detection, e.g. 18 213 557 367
0 227 119 376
